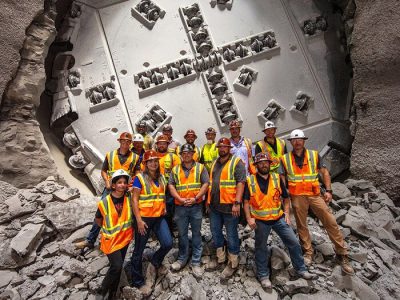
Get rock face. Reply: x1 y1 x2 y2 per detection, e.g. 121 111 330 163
350 0 400 202
0 1 59 189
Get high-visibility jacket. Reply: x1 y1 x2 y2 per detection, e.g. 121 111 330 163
281 149 320 196
159 152 181 180
256 138 286 173
98 193 133 255
207 155 242 205
176 145 201 162
136 173 167 217
106 150 139 178
247 173 283 221
200 143 218 173
171 162 204 205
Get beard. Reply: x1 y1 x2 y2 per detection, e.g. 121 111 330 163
258 168 270 175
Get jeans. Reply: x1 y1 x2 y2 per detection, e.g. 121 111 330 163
166 191 175 233
86 188 111 245
101 245 128 295
254 217 307 280
131 217 173 287
174 204 203 266
209 207 240 255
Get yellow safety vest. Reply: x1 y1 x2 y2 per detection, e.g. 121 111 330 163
200 143 219 173
256 138 286 173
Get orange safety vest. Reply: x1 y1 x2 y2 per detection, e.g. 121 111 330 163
98 193 133 255
172 162 204 205
208 156 241 204
247 173 283 221
136 173 166 217
159 152 180 180
177 145 201 162
281 149 320 196
106 150 139 178
256 138 285 173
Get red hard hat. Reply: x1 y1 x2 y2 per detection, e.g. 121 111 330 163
184 129 197 139
156 134 169 143
143 150 159 162
254 153 273 164
118 132 132 141
229 120 242 129
216 137 232 148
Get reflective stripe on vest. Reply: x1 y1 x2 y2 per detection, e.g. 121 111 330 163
256 138 285 173
281 149 320 196
208 156 241 204
98 193 133 254
172 162 203 205
106 150 138 177
137 173 166 217
247 173 283 220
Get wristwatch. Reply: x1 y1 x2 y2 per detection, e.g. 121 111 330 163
233 200 241 205
325 189 332 193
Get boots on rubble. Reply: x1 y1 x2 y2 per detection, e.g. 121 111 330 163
337 254 354 275
221 253 238 280
216 247 226 264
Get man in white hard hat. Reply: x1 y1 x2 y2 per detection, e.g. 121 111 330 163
280 129 354 275
255 121 287 173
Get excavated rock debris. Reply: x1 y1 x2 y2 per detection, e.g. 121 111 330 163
0 178 399 300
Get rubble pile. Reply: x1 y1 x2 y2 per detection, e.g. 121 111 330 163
0 178 399 299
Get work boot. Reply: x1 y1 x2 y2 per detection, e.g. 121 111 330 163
75 240 94 249
337 255 354 275
145 263 157 287
297 271 317 280
260 278 272 289
303 254 313 266
216 247 226 264
170 261 185 272
204 259 218 271
191 265 204 279
221 253 238 280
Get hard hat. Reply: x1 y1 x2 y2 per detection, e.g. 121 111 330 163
133 134 144 142
216 137 232 148
156 134 169 143
288 129 308 140
205 127 216 134
110 169 131 184
263 121 277 131
229 120 242 129
143 150 160 162
162 124 173 132
184 129 197 139
180 143 195 153
254 153 272 164
118 132 132 141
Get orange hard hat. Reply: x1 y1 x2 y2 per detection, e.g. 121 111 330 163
216 137 232 148
229 120 242 129
184 129 197 139
143 150 159 162
254 153 272 164
156 134 169 143
118 132 132 141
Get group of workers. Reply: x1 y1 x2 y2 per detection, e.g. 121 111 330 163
76 120 354 299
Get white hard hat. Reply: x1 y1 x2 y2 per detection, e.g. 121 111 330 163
133 134 144 142
110 169 131 184
288 129 308 140
263 121 276 131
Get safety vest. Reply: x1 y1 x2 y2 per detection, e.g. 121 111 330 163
106 150 138 178
247 173 283 221
136 173 167 217
143 134 153 151
98 193 133 255
159 152 180 180
208 155 241 204
177 145 201 162
281 149 320 196
256 138 286 173
200 143 218 173
172 162 204 205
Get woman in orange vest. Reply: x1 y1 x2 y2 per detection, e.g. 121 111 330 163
95 169 133 299
130 150 173 297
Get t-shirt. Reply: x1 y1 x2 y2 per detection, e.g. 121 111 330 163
95 194 125 218
243 174 288 225
254 138 287 155
230 137 252 175
102 149 140 172
210 156 247 214
168 162 210 186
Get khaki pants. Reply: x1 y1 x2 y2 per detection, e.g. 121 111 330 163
291 195 347 256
